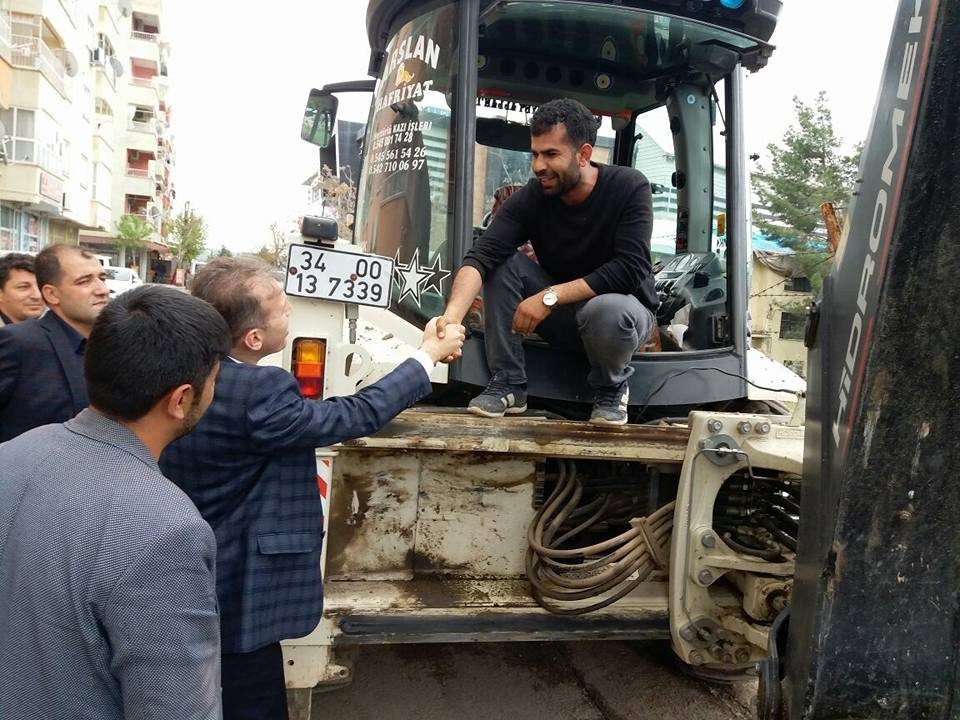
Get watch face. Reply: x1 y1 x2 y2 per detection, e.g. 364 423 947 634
543 290 558 307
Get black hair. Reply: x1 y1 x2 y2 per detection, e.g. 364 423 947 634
0 253 35 290
530 98 600 148
189 257 277 343
85 286 231 421
34 244 96 290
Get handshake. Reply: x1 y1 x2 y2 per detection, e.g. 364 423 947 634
421 316 465 365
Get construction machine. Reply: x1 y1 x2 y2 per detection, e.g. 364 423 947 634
276 1 960 718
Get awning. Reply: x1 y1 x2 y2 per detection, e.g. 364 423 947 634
78 234 170 254
78 233 113 247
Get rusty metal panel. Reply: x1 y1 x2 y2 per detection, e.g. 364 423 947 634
326 451 420 580
415 454 537 577
343 410 690 462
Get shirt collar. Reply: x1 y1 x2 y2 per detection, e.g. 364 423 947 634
0 310 11 325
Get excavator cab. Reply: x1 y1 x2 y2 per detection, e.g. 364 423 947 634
304 0 781 412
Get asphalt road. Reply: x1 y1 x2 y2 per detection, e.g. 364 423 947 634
310 641 756 720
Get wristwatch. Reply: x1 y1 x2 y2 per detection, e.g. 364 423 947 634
542 287 559 307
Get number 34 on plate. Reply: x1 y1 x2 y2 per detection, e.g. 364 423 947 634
285 244 395 309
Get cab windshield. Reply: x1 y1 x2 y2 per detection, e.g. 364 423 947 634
353 2 459 325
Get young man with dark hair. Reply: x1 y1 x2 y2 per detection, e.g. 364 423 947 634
160 257 465 720
0 244 109 441
0 286 232 720
0 253 43 325
435 97 658 425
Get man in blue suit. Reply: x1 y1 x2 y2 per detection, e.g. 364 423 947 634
160 257 465 720
0 245 109 442
1 286 232 720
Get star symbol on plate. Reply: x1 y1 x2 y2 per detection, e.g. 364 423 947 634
393 248 432 305
421 253 451 296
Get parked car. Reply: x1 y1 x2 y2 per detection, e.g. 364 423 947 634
103 266 143 296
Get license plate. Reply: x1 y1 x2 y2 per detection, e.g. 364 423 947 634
285 244 394 308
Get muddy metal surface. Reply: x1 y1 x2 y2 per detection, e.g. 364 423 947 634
310 641 755 720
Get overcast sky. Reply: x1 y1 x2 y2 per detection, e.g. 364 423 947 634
165 1 901 254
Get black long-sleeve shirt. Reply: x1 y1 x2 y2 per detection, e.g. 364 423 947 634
462 163 659 311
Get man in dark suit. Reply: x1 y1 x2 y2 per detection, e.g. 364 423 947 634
1 286 232 720
0 253 44 325
0 245 109 442
160 257 465 720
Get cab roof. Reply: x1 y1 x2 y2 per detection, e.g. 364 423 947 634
366 0 781 57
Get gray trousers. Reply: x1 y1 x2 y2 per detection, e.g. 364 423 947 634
483 252 655 389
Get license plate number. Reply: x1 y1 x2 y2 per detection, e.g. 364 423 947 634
285 244 393 308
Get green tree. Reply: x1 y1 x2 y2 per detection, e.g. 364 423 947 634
753 92 862 292
114 213 154 256
216 245 233 257
169 205 207 271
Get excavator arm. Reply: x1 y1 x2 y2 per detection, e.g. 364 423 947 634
763 0 960 717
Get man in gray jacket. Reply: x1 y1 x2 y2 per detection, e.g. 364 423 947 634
0 286 231 720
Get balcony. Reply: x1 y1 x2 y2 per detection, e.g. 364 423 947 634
130 75 156 88
127 117 155 133
123 168 155 198
129 32 160 64
127 76 159 106
10 34 67 96
125 128 158 154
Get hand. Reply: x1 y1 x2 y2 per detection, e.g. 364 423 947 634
511 292 552 335
422 317 465 364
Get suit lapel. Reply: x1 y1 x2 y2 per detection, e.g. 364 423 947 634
40 313 88 413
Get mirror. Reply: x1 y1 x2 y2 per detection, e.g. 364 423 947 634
301 89 339 148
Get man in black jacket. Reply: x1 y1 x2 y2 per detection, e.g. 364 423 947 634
0 253 44 326
0 245 109 441
435 98 657 425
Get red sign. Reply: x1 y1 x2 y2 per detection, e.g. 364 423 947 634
39 172 64 203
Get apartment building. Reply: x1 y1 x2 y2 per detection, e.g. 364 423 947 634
748 249 814 378
0 0 173 274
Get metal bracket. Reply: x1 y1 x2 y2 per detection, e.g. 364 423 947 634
698 434 742 466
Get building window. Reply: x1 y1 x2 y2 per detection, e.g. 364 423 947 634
0 206 16 252
779 311 806 340
94 98 113 116
0 108 36 163
0 108 65 173
80 154 90 189
23 213 41 251
785 276 812 293
0 205 45 253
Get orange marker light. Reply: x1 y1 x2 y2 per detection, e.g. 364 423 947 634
292 338 327 399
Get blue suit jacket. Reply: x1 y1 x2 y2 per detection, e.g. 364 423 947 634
0 312 88 443
160 357 432 654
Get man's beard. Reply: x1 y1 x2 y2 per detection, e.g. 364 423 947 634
538 164 580 197
174 398 206 440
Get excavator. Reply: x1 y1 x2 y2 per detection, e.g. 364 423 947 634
279 1 960 718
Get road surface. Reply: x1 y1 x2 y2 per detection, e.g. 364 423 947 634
309 641 756 720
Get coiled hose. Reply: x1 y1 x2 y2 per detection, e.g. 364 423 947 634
526 460 675 615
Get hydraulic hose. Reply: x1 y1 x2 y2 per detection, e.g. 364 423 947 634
526 459 675 615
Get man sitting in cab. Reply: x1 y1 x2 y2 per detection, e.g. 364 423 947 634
435 98 658 425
